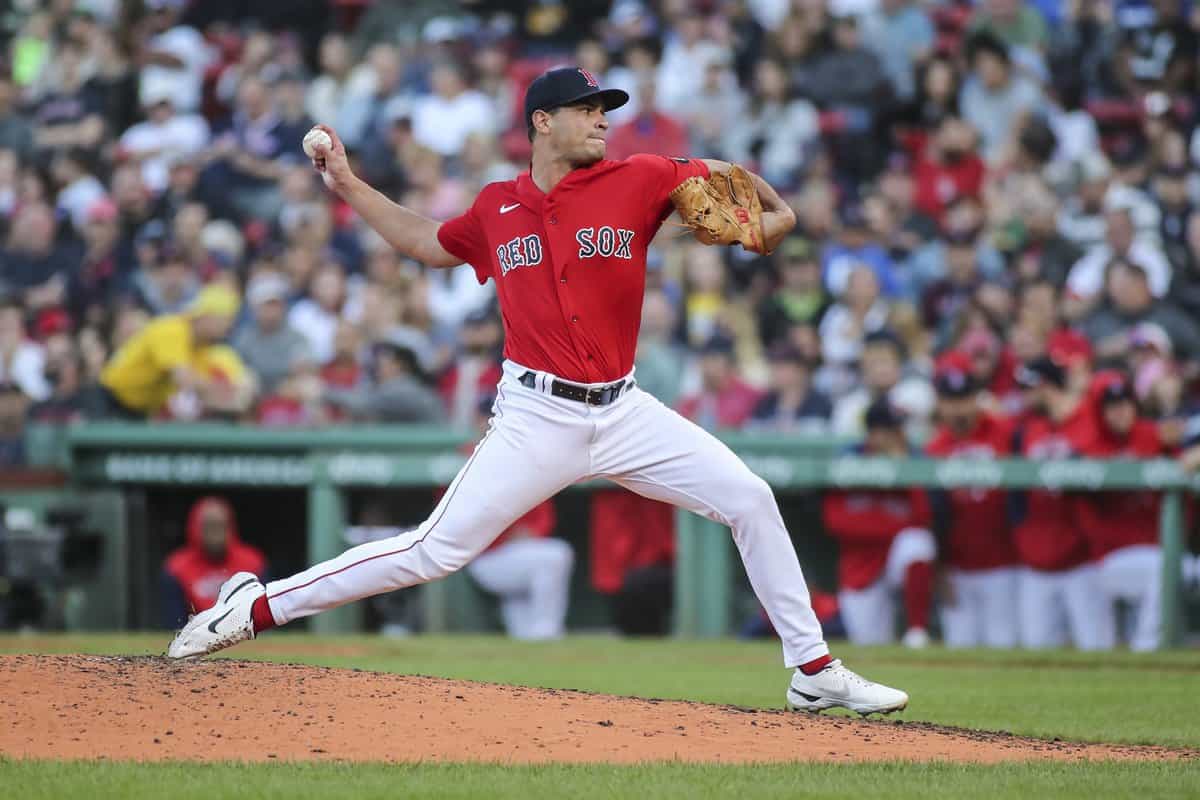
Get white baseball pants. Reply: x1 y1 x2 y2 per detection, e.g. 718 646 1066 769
466 536 575 641
1018 565 1115 650
939 567 1019 649
838 527 936 645
266 360 830 667
1096 544 1161 652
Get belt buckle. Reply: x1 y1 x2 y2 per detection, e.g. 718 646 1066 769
585 387 603 405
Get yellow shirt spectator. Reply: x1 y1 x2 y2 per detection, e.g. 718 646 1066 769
100 285 242 416
100 315 196 413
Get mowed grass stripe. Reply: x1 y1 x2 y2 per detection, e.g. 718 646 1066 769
3 759 1199 800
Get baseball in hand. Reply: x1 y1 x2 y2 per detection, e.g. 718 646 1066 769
302 128 333 159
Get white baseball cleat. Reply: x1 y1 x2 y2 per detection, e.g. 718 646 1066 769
167 572 265 659
786 659 909 715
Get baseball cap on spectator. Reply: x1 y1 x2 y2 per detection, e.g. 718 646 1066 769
865 398 905 430
1047 329 1093 367
377 325 435 376
943 227 978 248
1077 153 1112 184
934 364 977 397
1128 322 1171 357
1099 376 1136 406
699 332 736 357
838 203 868 230
135 219 168 247
1015 356 1068 390
863 328 906 359
524 67 630 134
966 31 1009 64
766 341 810 366
141 82 176 108
188 284 241 319
779 236 814 262
1111 138 1146 169
201 220 245 266
246 273 290 307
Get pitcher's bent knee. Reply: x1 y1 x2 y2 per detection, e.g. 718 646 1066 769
721 474 778 528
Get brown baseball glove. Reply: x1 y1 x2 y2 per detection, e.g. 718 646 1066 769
669 164 769 254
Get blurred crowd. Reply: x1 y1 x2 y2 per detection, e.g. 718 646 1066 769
2 0 1200 449
2 1 1200 642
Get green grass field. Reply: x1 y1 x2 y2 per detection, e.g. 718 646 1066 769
2 634 1198 798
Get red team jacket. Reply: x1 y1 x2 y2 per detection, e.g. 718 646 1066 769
1012 402 1096 572
436 154 711 384
925 412 1019 571
164 497 266 614
589 489 676 594
823 484 932 590
1071 413 1166 560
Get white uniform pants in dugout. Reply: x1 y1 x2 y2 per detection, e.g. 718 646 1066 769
266 360 829 667
467 536 575 641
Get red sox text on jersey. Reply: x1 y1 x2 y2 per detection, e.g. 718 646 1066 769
437 155 709 383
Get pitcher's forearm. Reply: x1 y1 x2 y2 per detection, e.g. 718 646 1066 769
340 177 461 268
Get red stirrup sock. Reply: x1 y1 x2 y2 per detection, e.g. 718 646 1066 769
251 594 277 633
798 654 833 675
903 561 934 630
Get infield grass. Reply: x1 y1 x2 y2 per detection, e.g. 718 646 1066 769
3 759 1199 800
1 634 1197 798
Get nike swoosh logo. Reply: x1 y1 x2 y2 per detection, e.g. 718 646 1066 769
223 577 257 604
207 607 235 634
499 203 520 214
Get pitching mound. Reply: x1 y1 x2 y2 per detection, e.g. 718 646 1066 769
0 655 1191 764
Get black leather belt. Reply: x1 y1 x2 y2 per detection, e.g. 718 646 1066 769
518 371 630 406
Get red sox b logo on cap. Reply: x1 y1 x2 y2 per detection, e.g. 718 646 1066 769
578 68 599 88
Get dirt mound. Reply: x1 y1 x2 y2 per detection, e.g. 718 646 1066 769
0 655 1192 764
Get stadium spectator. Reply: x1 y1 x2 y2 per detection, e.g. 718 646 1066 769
634 289 686 407
438 308 503 430
832 329 935 441
822 398 936 648
676 333 761 431
233 272 312 396
98 283 240 419
747 343 831 433
606 75 688 163
757 237 828 347
590 487 677 637
324 327 443 423
959 32 1043 162
162 496 266 628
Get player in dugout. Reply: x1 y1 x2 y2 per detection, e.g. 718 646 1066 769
822 398 936 649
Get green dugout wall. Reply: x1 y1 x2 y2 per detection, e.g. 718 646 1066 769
63 424 1197 645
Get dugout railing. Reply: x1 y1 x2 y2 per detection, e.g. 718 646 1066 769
53 423 1197 645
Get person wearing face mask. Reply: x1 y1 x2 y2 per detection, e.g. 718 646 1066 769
925 356 1019 648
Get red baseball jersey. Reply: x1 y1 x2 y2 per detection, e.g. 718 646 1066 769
1072 418 1166 559
1012 404 1095 572
925 412 1019 571
436 155 710 383
822 487 932 590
